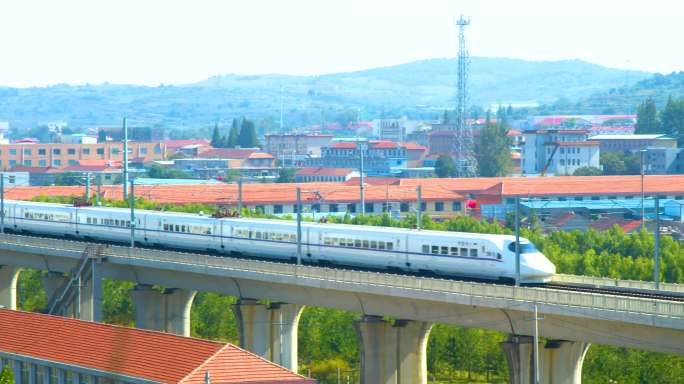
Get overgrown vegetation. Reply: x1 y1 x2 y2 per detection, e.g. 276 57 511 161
16 198 684 383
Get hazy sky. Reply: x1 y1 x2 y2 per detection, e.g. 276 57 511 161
1 0 682 87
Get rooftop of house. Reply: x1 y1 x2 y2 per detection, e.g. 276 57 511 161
296 167 355 177
588 134 675 140
0 309 313 384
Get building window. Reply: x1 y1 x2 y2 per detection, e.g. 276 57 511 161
23 148 31 156
68 160 78 166
9 149 16 156
420 202 426 211
23 160 31 166
347 203 356 213
9 160 16 167
68 148 76 155
329 204 338 212
38 148 46 156
154 146 162 154
255 205 265 213
111 148 120 155
39 160 46 167
400 202 409 212
435 202 444 212
140 147 148 155
52 159 61 167
273 205 283 214
53 148 61 155
82 148 91 155
21 362 29 384
364 203 374 213
452 201 462 211
96 148 104 155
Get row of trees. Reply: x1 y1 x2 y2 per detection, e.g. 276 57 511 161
210 118 259 148
573 151 642 176
15 199 684 383
636 96 684 145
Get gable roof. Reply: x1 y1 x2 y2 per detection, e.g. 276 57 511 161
0 309 313 384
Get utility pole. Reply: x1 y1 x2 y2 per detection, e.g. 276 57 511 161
123 117 129 200
296 187 302 265
96 173 102 206
359 142 365 215
416 185 422 230
129 177 135 248
655 196 660 290
640 149 646 230
85 172 91 201
0 173 4 234
533 304 541 384
237 175 243 216
515 197 521 286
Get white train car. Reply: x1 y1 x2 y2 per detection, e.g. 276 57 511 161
2 200 556 283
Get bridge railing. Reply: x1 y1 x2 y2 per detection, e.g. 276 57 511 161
3 233 684 319
552 273 684 294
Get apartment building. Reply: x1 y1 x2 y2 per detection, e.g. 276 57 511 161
0 142 165 171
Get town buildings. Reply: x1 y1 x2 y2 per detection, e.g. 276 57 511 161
264 134 333 165
306 140 407 176
590 134 678 153
522 129 599 175
295 168 359 183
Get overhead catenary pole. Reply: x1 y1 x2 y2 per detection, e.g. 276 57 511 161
0 173 4 234
85 172 91 201
416 185 422 230
129 177 135 248
640 149 646 230
123 117 129 200
359 142 365 215
96 173 102 206
296 187 302 265
237 175 243 216
655 196 660 290
515 197 521 286
533 303 540 384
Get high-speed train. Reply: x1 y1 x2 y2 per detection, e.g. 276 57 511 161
1 200 556 283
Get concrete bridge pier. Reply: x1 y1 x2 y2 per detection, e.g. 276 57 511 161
500 336 590 384
130 284 196 336
231 299 304 373
0 265 21 310
354 316 432 384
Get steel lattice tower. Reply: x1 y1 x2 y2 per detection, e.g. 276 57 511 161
454 15 477 177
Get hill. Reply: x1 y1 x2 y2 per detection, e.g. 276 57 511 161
0 57 650 133
538 71 684 115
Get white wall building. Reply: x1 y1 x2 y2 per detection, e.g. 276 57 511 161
522 129 599 175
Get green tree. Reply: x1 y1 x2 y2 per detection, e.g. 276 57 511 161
600 151 641 175
227 118 239 148
0 365 14 384
661 95 684 145
210 123 223 148
277 168 297 183
146 163 193 179
635 97 660 134
475 120 511 177
237 118 259 148
435 155 455 178
573 166 602 176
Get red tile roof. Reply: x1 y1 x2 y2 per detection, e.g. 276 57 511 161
296 167 354 177
343 177 401 186
0 310 312 383
330 142 357 149
401 142 428 151
165 139 211 150
247 152 275 159
369 140 397 149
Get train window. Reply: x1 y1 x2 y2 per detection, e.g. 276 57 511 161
450 247 458 256
497 253 502 260
181 225 187 232
355 239 362 248
431 245 439 254
422 245 429 253
175 225 180 232
378 241 385 250
460 248 468 257
163 224 168 231
370 240 377 249
255 232 262 239
470 249 478 257
441 246 448 255
386 242 393 251
362 240 369 248
324 237 331 245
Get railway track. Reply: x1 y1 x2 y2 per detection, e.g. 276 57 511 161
532 282 684 302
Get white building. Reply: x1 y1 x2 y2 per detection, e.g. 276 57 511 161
522 129 600 175
60 133 97 144
372 117 420 142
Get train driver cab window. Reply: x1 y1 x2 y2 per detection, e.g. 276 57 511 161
507 241 538 254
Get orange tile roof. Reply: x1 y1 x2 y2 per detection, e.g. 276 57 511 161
401 142 428 151
0 310 312 384
198 148 259 159
247 152 275 159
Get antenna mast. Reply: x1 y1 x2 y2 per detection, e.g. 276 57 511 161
454 15 477 177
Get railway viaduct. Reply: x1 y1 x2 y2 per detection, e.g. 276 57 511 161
1 233 683 384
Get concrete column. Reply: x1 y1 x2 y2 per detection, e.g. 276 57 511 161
130 284 196 336
354 316 432 384
500 336 590 384
540 340 590 384
79 262 103 322
231 300 305 373
0 265 21 310
231 299 271 358
269 303 305 372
